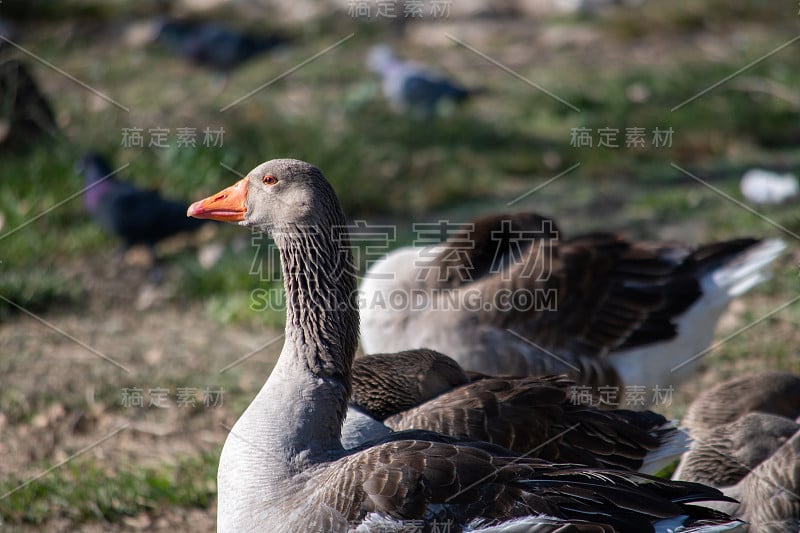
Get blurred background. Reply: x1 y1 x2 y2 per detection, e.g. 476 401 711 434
1 0 799 530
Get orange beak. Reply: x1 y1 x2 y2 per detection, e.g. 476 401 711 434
187 177 248 222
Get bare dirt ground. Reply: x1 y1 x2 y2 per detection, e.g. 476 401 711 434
0 251 280 532
11 507 217 533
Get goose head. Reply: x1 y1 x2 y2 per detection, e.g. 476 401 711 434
350 349 471 420
187 158 340 233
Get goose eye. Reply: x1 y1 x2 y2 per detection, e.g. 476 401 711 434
262 175 278 186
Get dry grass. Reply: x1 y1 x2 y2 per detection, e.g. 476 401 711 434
1 0 799 529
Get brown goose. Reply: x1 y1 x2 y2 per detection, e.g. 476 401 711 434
732 428 800 532
675 373 800 531
673 413 800 532
681 371 800 439
360 214 784 390
188 159 742 532
673 412 799 486
346 349 688 474
350 349 472 421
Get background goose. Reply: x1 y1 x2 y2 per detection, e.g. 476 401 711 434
673 412 799 487
360 213 785 390
346 349 688 474
681 371 800 439
674 373 800 531
732 428 800 532
673 413 800 532
350 349 472 421
188 158 741 533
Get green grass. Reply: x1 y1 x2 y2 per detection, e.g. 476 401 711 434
0 0 797 335
0 267 85 320
599 0 792 39
653 460 680 480
0 452 218 525
2 2 800 526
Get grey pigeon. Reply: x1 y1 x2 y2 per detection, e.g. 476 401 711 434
366 45 477 118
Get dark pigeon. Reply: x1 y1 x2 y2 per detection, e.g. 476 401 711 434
155 18 289 75
0 20 17 57
78 152 208 269
0 59 58 151
366 45 479 118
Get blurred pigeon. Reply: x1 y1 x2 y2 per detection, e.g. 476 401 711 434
366 45 479 118
554 0 641 14
740 168 799 205
155 18 289 76
0 20 17 56
78 152 208 272
0 59 57 150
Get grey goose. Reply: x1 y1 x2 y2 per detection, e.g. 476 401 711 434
360 213 785 391
188 159 742 533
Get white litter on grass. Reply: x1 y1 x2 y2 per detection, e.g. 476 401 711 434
740 168 799 204
198 242 225 270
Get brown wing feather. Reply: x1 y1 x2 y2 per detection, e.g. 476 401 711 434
384 376 665 471
312 438 730 530
420 213 759 360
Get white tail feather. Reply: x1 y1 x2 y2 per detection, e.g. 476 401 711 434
709 239 785 299
611 239 785 392
640 422 691 475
